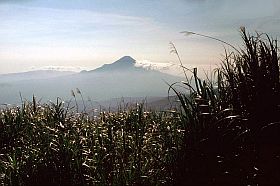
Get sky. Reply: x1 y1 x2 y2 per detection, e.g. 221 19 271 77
0 0 279 74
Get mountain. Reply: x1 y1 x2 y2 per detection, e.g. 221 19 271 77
0 70 77 82
84 56 143 72
0 56 183 106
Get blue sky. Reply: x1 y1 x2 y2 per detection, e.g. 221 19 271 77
0 0 279 73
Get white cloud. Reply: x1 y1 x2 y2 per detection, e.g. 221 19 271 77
30 65 89 72
0 4 159 40
135 60 214 77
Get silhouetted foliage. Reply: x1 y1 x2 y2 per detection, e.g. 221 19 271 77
171 28 280 185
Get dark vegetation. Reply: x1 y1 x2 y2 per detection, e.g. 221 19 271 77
0 28 280 185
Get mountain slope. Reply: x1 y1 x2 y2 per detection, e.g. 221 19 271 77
0 56 182 105
0 70 76 82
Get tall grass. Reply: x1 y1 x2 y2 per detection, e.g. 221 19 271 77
170 27 280 185
0 28 279 185
0 98 184 185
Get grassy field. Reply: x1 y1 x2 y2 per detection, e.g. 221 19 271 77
1 28 280 185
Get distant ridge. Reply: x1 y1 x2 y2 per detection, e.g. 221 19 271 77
0 55 183 104
0 70 76 82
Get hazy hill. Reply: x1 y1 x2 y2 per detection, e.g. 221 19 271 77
0 56 182 105
0 70 76 82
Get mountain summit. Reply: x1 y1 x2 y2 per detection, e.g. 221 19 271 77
112 56 136 66
90 56 137 72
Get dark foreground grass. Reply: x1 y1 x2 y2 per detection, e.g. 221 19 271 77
170 28 280 185
1 28 280 185
0 100 184 185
